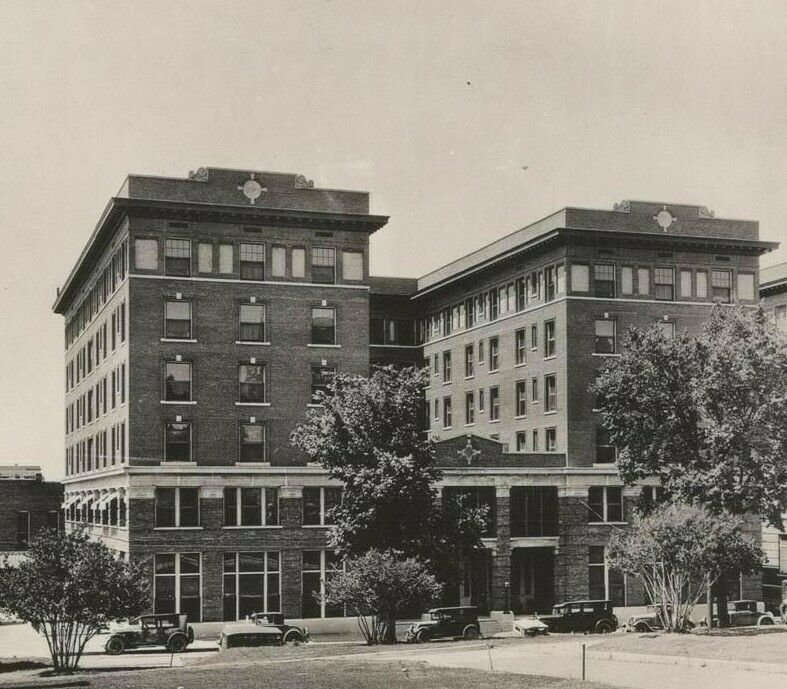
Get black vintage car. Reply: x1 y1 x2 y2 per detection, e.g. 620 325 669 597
250 612 310 643
105 613 195 654
406 606 481 643
538 600 618 634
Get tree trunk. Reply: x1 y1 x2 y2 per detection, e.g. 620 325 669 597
383 611 397 644
714 576 730 628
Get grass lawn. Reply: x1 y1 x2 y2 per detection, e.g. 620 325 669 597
593 627 787 665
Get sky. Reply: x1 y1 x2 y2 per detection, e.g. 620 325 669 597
0 0 785 479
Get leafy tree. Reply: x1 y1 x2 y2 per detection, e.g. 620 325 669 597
322 550 442 644
0 527 149 672
591 304 787 623
607 503 764 632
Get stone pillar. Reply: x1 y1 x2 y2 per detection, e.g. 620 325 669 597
201 550 224 622
554 487 589 604
490 485 511 611
280 486 304 617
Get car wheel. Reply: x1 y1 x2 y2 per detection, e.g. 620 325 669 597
595 620 613 634
758 616 775 626
415 629 429 644
284 630 303 644
633 622 650 633
168 635 188 653
105 636 125 655
463 625 480 640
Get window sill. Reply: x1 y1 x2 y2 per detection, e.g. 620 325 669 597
592 463 617 469
161 400 197 405
443 426 453 431
514 362 527 368
153 526 204 531
489 369 500 374
306 403 323 408
307 344 341 348
442 381 452 386
234 461 271 466
544 355 557 361
223 525 283 530
464 375 474 381
235 402 271 407
592 352 620 357
464 423 475 427
302 524 331 529
235 341 271 346
489 419 500 424
544 410 558 415
161 338 197 343
514 415 527 420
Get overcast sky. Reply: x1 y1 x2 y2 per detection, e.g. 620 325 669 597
1 1 785 479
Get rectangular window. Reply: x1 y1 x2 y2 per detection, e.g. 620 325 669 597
545 427 557 451
510 487 558 536
478 340 484 364
515 278 526 311
134 238 158 270
515 328 526 365
223 551 280 621
594 320 616 354
489 386 500 421
572 264 592 292
291 248 305 278
594 264 616 298
271 246 286 277
155 552 202 621
531 377 539 403
489 337 499 371
465 392 475 424
239 424 266 462
312 248 336 284
545 374 557 412
155 487 200 528
621 266 634 295
342 251 363 281
530 324 538 350
544 267 556 302
556 264 565 295
302 550 344 618
737 273 755 301
223 487 279 527
587 546 625 606
164 301 191 339
239 304 265 342
443 351 452 383
303 487 342 526
544 320 556 358
239 364 266 403
165 362 191 401
465 298 476 327
595 427 616 463
478 389 485 413
165 422 191 461
464 345 474 378
219 244 233 273
711 269 732 302
657 321 676 339
680 269 692 298
443 487 496 536
433 398 439 421
654 267 675 301
488 289 499 320
311 307 336 345
198 243 213 273
443 396 452 428
16 511 30 549
588 487 624 523
637 268 650 295
515 381 527 417
311 365 335 403
515 431 527 452
240 243 265 280
696 271 708 298
165 238 191 277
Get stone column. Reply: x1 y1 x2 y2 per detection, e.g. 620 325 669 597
490 485 511 611
554 487 589 604
279 486 304 617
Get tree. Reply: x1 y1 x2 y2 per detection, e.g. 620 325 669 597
322 550 442 645
0 527 149 672
591 304 787 623
607 503 764 632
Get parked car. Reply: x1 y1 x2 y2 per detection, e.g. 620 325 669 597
512 615 549 637
626 605 695 632
704 600 777 627
537 600 618 634
249 612 310 643
105 613 195 654
218 622 282 649
406 606 481 643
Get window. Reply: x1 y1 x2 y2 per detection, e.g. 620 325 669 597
478 340 484 363
711 270 731 302
775 305 787 332
545 374 557 412
515 381 527 417
589 546 625 605
223 487 279 527
465 297 476 327
165 422 191 461
303 487 342 526
544 267 556 301
433 398 439 421
238 304 265 342
545 427 557 451
443 351 452 383
302 551 344 618
531 377 539 403
478 389 485 413
484 337 497 371
680 269 692 298
155 487 199 527
737 273 755 301
530 324 538 350
556 264 565 295
516 278 526 311
544 320 556 357
488 289 499 320
239 424 266 462
511 487 558 536
443 396 452 428
223 551 280 621
271 246 286 277
312 248 336 284
464 345 474 378
637 268 650 295
164 301 191 339
532 429 539 451
621 266 634 295
198 243 213 273
342 251 363 281
465 392 475 424
219 244 233 273
134 238 158 270
240 243 265 280
311 307 336 345
311 365 335 403
696 271 708 298
16 511 30 549
595 427 616 463
165 362 191 401
165 239 191 276
515 328 526 365
594 320 616 354
656 321 675 339
444 487 496 536
239 364 266 403
594 264 615 298
292 248 305 278
654 268 675 301
515 432 527 452
588 486 624 523
489 386 500 421
154 553 201 621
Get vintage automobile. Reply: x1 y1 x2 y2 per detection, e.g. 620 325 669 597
105 613 195 654
405 606 481 643
537 600 618 634
249 612 310 643
626 605 695 632
512 615 549 637
218 622 282 649
704 600 777 628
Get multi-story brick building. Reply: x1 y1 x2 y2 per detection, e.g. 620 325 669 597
54 170 776 622
0 465 62 552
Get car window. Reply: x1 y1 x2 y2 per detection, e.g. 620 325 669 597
569 604 582 614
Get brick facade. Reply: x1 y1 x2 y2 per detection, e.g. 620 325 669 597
0 469 63 551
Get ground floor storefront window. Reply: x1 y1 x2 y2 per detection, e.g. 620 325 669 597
302 550 344 618
588 546 625 605
154 552 202 622
223 551 280 621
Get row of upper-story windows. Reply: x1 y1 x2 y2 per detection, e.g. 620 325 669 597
133 236 364 285
64 240 128 349
66 363 125 434
66 420 126 476
66 302 126 392
369 317 416 346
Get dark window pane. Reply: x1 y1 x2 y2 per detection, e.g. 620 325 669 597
303 488 321 525
239 365 265 402
155 488 176 527
241 488 262 526
311 308 336 344
224 488 238 526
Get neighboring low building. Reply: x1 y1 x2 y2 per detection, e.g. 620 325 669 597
0 465 63 551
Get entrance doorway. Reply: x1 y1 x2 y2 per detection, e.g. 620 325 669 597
511 547 555 614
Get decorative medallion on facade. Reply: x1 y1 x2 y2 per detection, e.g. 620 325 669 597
654 205 676 231
612 200 631 213
457 437 482 466
294 174 315 189
187 167 209 182
697 206 715 219
238 173 267 204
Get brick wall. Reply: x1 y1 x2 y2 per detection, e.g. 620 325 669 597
0 481 63 550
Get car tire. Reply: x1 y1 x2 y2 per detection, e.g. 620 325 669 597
168 635 188 653
633 622 650 633
105 636 125 655
758 616 775 626
595 620 613 634
284 630 303 644
415 629 429 644
463 625 480 640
